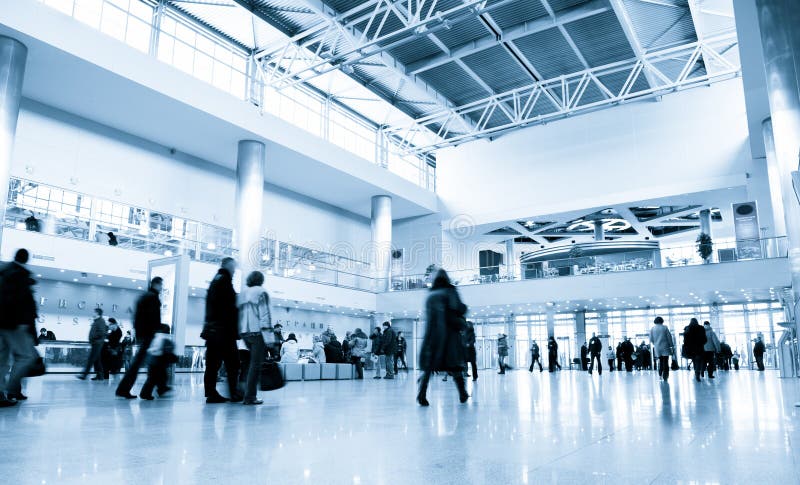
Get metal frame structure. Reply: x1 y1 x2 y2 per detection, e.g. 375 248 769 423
385 32 741 154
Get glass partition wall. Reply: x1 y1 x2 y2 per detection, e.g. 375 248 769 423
6 178 375 290
466 302 784 371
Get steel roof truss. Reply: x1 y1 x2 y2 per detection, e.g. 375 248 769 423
385 33 740 154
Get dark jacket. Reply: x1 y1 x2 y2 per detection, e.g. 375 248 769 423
621 340 635 357
397 335 407 353
381 326 398 355
89 317 108 343
588 337 602 354
0 261 38 330
205 268 238 341
683 322 707 358
324 339 345 363
107 327 122 348
419 286 467 372
370 331 383 355
548 339 558 356
134 288 161 342
753 340 766 357
531 342 540 357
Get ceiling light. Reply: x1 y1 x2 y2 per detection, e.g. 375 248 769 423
207 243 216 250
60 269 65 273
164 250 173 257
73 278 78 282
107 282 112 286
97 274 103 278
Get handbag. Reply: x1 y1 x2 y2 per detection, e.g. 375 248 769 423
200 322 217 341
261 327 277 345
27 356 46 377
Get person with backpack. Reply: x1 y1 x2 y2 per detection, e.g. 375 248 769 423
139 324 178 400
237 270 272 406
702 321 721 379
116 277 162 399
78 307 108 381
0 249 40 406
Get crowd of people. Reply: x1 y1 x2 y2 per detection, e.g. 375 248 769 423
0 253 785 408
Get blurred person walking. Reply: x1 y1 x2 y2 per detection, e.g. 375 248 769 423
116 277 162 399
649 316 674 382
702 321 721 379
395 330 408 372
497 333 509 374
417 269 469 406
0 249 40 406
683 318 707 382
464 322 478 380
237 270 272 406
528 339 543 373
202 258 242 404
139 324 178 400
78 307 107 380
547 337 561 372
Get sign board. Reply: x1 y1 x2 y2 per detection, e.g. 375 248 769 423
732 202 762 259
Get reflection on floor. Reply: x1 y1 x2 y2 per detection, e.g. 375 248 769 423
1 370 799 484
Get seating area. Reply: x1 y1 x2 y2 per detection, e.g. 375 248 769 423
278 363 354 382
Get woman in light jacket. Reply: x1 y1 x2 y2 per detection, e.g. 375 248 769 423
312 336 326 363
280 333 300 363
350 328 368 379
702 321 721 379
649 316 674 382
238 271 272 405
604 345 616 373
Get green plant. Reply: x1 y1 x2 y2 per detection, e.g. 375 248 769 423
568 245 584 259
697 233 713 262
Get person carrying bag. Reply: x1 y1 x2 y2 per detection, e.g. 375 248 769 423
238 271 273 405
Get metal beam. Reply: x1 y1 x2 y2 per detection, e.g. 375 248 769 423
386 33 740 154
406 0 610 75
608 0 661 89
238 0 479 133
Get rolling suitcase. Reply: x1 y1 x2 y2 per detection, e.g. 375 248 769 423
260 361 285 391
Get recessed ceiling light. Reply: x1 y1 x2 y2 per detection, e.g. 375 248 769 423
60 269 65 273
97 274 103 278
107 282 112 286
73 278 78 282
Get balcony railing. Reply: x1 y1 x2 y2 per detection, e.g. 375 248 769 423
390 237 790 291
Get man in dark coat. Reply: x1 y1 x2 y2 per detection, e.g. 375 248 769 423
753 334 766 371
116 277 163 399
417 270 468 406
0 249 39 406
324 336 344 363
683 318 708 381
203 258 241 403
588 333 603 375
547 337 560 372
381 321 397 379
621 338 635 372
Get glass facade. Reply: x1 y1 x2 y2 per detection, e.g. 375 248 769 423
37 0 436 190
465 303 785 371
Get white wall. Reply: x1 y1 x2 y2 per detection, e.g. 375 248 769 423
12 101 371 251
392 213 444 277
436 79 753 227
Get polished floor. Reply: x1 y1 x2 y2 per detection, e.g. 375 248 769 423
1 369 799 484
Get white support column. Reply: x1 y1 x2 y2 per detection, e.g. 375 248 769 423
506 314 517 368
505 238 516 280
754 0 800 343
371 195 392 293
235 140 266 284
593 220 604 242
0 37 27 249
699 209 712 237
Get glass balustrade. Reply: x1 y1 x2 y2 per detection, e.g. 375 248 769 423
391 236 790 291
